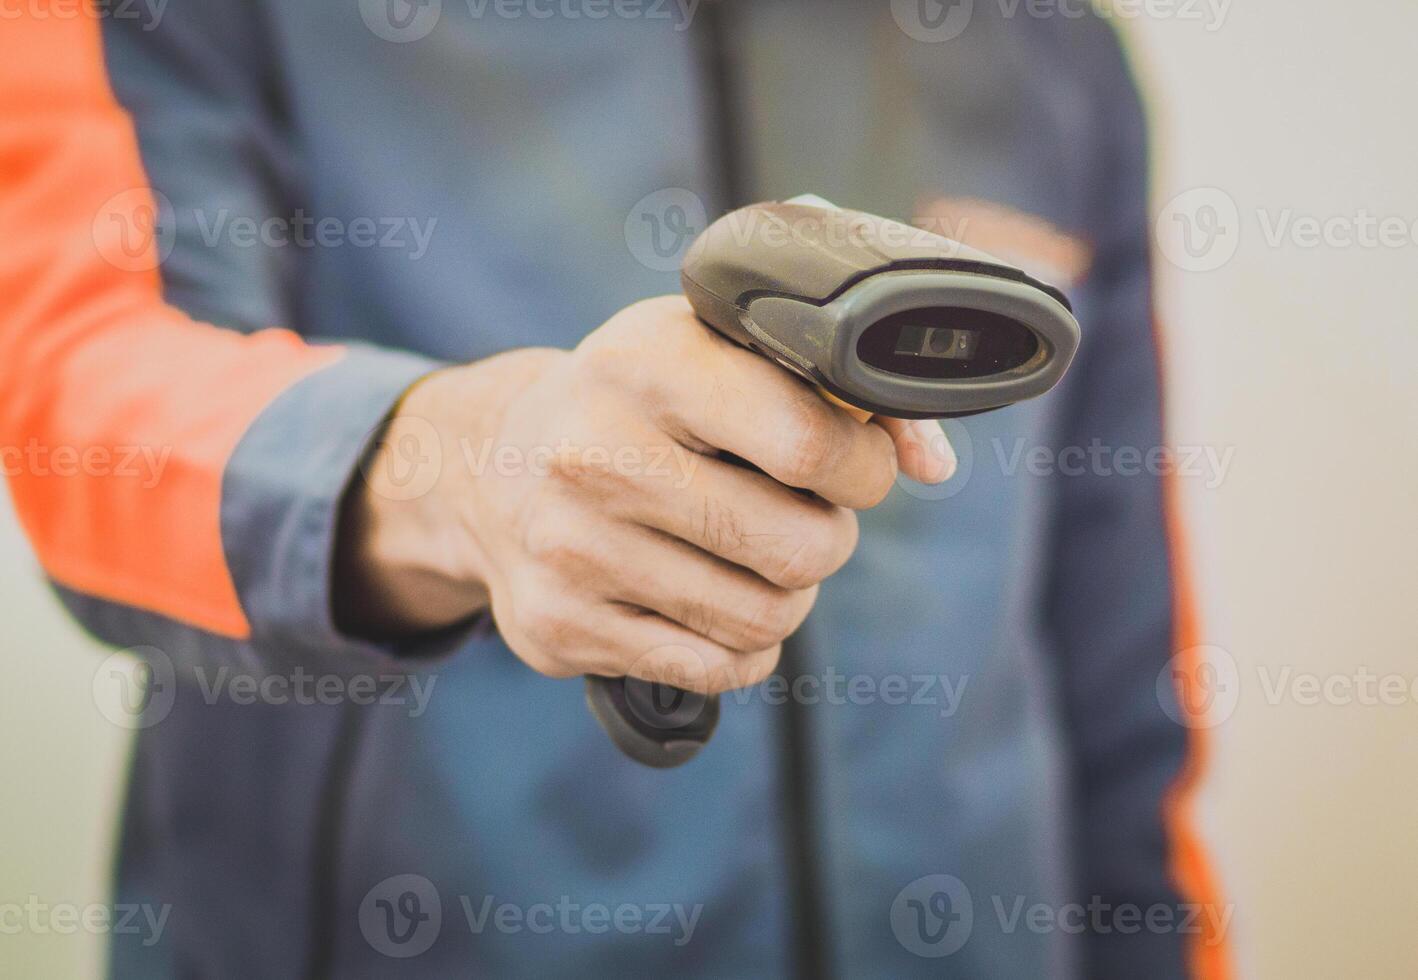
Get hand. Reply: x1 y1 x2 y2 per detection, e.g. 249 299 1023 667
335 296 955 693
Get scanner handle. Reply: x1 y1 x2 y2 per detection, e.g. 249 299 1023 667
584 385 869 767
584 675 720 768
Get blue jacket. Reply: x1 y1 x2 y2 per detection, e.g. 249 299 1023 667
16 2 1224 977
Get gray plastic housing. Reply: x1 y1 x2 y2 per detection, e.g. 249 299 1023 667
681 200 1081 419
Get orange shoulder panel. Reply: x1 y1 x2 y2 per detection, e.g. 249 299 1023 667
0 5 343 639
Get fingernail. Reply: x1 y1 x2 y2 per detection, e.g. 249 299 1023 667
910 419 956 482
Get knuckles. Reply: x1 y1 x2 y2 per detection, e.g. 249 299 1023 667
769 537 833 591
855 425 900 507
773 398 900 508
697 494 747 556
517 599 578 656
776 399 839 488
521 511 594 570
732 586 814 653
506 606 582 679
575 295 706 393
673 596 722 640
764 510 856 590
576 337 641 390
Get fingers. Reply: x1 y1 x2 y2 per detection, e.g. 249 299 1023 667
661 339 900 508
873 416 957 484
584 296 955 505
517 503 817 653
617 451 859 590
494 579 781 696
497 505 801 689
492 295 964 694
604 607 784 696
597 524 818 653
593 299 896 508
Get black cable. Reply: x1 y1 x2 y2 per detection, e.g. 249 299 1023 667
694 7 834 978
776 634 834 980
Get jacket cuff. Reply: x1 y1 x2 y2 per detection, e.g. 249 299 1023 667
220 343 486 666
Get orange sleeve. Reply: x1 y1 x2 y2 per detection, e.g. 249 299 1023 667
0 6 345 638
1156 389 1235 980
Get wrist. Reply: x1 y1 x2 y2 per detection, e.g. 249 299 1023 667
332 348 563 640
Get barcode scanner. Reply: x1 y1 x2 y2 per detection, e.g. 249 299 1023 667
585 196 1081 767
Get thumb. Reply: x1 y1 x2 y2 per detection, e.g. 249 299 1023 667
874 416 957 485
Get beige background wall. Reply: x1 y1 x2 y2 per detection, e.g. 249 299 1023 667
0 505 131 979
1131 1 1418 976
3 3 1416 977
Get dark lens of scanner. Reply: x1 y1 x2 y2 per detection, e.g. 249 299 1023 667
859 308 1040 380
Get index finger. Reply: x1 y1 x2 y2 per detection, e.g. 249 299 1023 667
653 320 901 509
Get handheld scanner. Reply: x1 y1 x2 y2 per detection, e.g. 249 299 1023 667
683 195 1079 418
585 197 1081 768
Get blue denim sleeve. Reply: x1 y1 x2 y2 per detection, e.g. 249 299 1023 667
62 5 484 675
54 341 484 676
218 344 483 666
